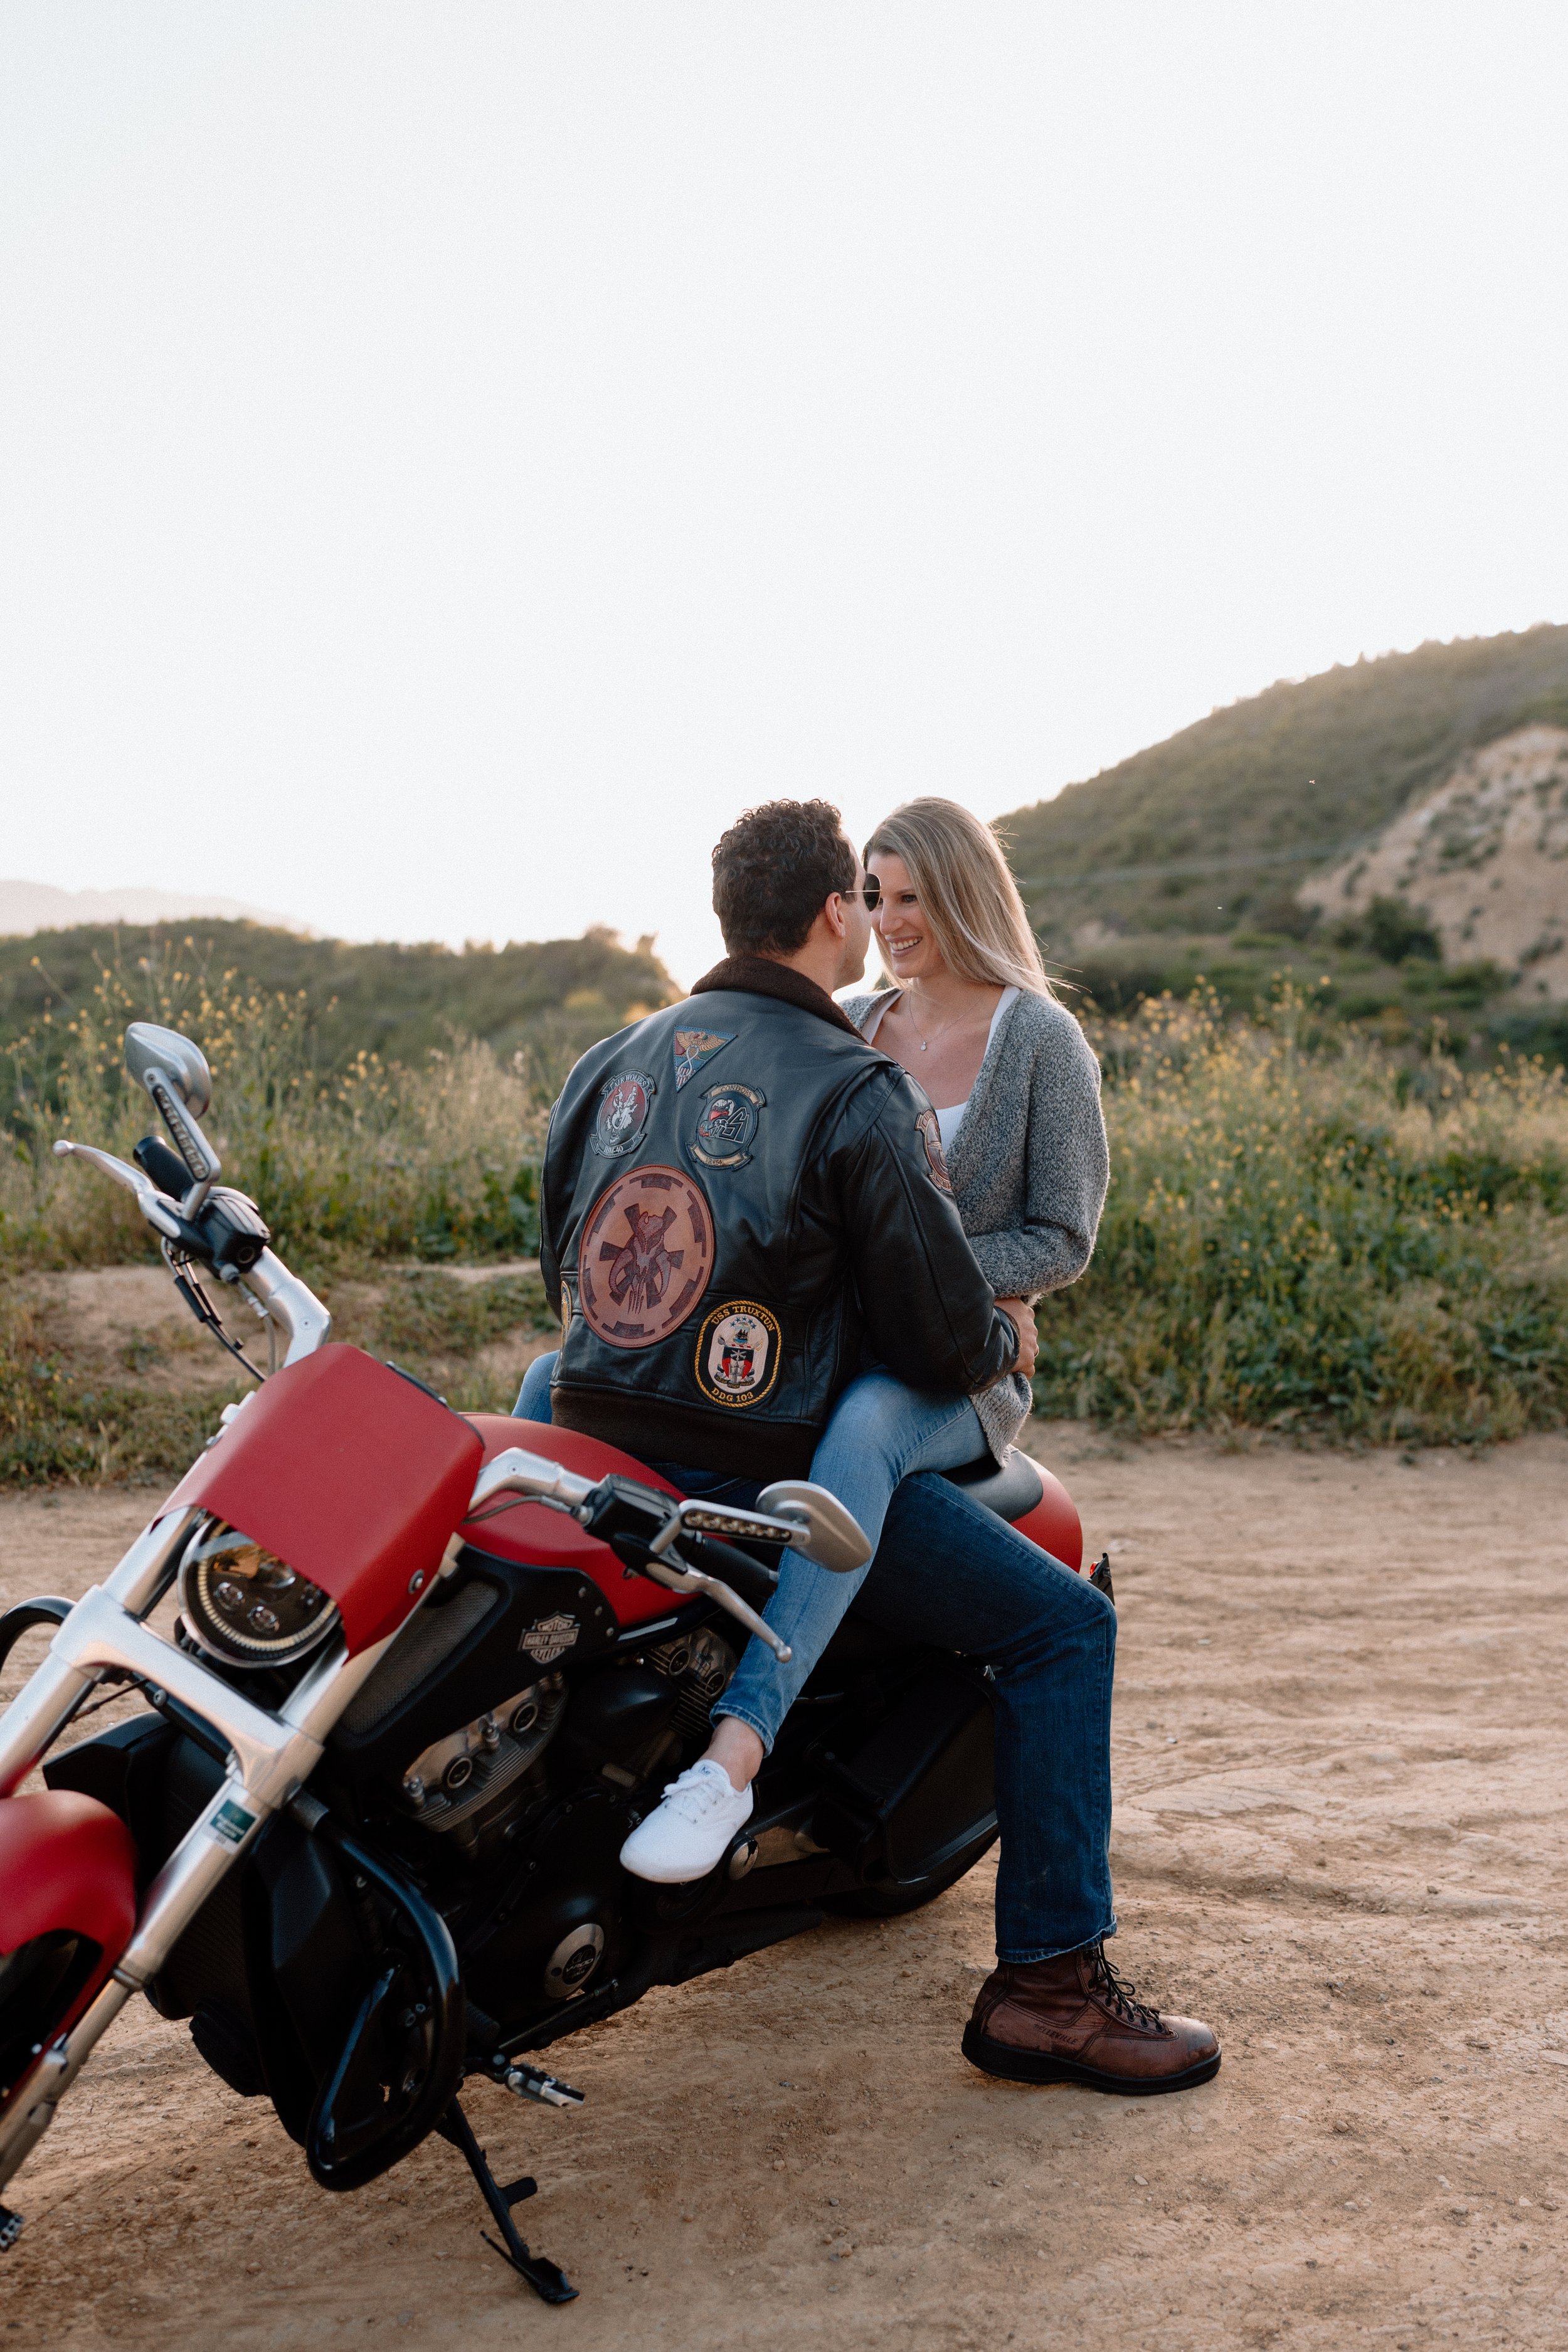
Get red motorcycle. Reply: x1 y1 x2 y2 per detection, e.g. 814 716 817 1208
0 1022 1099 2301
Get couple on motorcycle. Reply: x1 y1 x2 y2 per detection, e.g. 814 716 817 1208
519 795 1219 2095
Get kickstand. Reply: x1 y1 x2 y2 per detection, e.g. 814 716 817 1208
437 2099 578 2304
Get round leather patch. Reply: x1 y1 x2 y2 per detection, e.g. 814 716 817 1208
693 1300 781 1409
578 1165 714 1351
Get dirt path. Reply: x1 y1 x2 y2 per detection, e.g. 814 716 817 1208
3 1430 1567 2349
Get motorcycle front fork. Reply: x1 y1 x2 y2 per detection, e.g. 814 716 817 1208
0 1508 396 2213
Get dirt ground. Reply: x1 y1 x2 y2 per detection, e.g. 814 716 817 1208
3 1426 1567 2349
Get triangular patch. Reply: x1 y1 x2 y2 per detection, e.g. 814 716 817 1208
673 1028 736 1091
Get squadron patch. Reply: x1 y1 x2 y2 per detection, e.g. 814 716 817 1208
673 1027 736 1091
694 1300 781 1409
915 1107 953 1193
578 1165 715 1350
590 1068 657 1159
689 1082 765 1169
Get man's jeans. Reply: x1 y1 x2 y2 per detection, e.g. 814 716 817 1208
677 1465 1116 1968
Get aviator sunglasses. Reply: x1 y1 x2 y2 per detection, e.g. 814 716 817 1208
847 879 918 912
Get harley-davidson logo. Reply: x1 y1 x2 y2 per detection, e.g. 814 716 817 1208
521 1612 580 1665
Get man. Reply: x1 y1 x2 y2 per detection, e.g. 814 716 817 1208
539 800 1219 2093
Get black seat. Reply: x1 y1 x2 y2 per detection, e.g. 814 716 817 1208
941 1446 1044 1522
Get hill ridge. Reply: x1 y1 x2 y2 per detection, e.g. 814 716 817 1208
1000 623 1568 941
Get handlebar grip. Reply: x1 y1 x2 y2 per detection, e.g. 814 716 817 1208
135 1134 194 1202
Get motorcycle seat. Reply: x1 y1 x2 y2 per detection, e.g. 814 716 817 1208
940 1446 1045 1522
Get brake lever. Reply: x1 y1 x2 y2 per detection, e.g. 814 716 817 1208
53 1140 184 1239
636 1545 791 1663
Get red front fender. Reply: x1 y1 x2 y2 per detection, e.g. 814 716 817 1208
0 1792 137 2113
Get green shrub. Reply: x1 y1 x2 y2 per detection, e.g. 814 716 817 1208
1034 991 1568 1443
1 954 547 1274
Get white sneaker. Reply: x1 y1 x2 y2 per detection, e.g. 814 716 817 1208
618 1759 754 1884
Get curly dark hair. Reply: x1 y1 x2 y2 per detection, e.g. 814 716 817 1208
711 799 857 956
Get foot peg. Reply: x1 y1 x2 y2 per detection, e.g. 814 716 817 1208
497 2060 584 2109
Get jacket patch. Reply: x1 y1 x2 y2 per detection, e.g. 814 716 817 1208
915 1108 953 1193
590 1069 657 1159
689 1082 765 1169
694 1301 781 1408
578 1165 715 1350
674 1027 736 1091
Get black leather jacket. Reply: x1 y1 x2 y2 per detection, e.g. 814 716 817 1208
538 956 1020 1478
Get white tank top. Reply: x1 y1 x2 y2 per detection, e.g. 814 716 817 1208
860 986 1019 1155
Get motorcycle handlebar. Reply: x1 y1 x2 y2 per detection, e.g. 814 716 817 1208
460 1449 798 1663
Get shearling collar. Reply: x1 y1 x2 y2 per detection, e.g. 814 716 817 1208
691 954 863 1037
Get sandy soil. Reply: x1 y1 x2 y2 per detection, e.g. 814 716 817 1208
3 1429 1567 2349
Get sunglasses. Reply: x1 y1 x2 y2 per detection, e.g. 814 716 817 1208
847 881 917 913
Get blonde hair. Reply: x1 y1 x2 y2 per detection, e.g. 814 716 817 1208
864 798 1052 998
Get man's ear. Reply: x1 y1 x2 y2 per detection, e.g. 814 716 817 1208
820 893 848 941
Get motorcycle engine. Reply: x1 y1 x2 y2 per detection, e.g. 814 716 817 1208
398 1672 568 1835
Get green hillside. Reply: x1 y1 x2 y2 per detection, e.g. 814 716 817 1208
0 921 676 1085
1003 625 1568 938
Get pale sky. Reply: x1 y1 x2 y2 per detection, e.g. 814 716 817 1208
3 3 1565 988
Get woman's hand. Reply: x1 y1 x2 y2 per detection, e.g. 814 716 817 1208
997 1296 1039 1379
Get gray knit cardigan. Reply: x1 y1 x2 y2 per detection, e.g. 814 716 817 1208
842 985 1110 1462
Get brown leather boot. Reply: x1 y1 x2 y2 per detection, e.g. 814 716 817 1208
961 1941 1221 2095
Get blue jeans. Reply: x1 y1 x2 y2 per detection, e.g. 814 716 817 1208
514 1351 558 1424
719 1370 984 1752
513 1360 1116 1959
669 1464 1116 1966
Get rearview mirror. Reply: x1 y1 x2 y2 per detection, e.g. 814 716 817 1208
754 1480 871 1574
125 1023 213 1118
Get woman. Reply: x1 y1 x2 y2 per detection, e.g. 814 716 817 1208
597 796 1113 1880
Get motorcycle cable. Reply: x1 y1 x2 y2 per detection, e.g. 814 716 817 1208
159 1239 267 1383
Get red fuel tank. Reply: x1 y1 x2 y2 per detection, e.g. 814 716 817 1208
462 1416 692 1631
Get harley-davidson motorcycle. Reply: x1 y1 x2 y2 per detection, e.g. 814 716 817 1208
0 1022 1098 2302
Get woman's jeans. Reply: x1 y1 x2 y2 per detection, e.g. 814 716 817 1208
514 1351 558 1426
719 1370 985 1753
512 1356 1114 1960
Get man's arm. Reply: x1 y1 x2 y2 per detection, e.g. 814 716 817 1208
834 1067 1021 1396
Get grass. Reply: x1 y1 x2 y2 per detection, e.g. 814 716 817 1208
1034 990 1568 1444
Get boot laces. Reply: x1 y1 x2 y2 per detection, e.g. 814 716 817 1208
1089 1944 1163 2032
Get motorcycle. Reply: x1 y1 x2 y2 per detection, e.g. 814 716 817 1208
0 1021 1104 2302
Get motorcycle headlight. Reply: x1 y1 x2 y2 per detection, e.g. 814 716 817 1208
177 1517 340 1669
